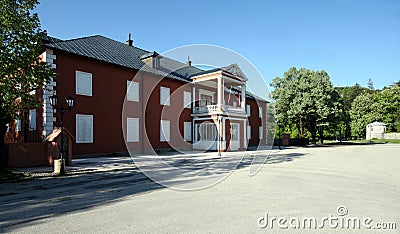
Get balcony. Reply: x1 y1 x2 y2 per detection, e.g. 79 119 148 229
193 104 246 115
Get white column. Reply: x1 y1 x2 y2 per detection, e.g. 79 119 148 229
217 77 223 112
192 83 196 114
241 84 246 109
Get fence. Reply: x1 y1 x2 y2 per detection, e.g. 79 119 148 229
383 133 400 140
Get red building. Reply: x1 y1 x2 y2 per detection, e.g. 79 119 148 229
7 34 269 158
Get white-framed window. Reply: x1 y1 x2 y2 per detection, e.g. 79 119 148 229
199 89 215 106
76 71 92 96
183 91 191 108
6 123 9 133
198 123 217 141
259 107 263 118
29 109 36 131
184 122 192 141
247 126 251 139
127 81 139 102
16 119 21 132
160 86 170 106
230 124 239 141
126 117 139 142
233 101 237 107
160 120 170 142
76 114 93 143
259 126 263 140
247 104 251 115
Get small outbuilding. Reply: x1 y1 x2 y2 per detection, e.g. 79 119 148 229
366 122 387 140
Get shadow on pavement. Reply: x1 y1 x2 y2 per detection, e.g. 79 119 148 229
0 150 306 231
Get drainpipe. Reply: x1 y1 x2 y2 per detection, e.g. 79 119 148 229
141 73 144 154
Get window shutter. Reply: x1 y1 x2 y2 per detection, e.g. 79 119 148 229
127 118 139 142
16 119 21 132
160 87 170 106
76 114 93 143
29 109 36 130
127 81 139 102
259 107 263 118
247 126 251 139
76 71 92 96
259 126 263 140
160 120 170 142
184 122 192 141
183 91 191 108
247 105 251 115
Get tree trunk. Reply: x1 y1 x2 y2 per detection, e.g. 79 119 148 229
309 121 317 144
318 126 324 144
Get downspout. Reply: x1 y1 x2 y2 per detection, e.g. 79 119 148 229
141 73 145 154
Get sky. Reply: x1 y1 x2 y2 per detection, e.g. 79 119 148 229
35 0 400 92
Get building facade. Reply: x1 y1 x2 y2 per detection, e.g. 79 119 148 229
7 34 269 157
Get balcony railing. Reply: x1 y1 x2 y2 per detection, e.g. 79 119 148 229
194 104 246 115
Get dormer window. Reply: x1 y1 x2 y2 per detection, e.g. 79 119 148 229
140 51 161 69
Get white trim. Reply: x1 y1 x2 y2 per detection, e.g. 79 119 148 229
191 70 221 81
42 49 56 137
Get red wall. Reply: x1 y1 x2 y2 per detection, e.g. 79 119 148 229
52 51 192 156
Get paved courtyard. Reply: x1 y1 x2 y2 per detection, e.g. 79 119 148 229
0 144 399 233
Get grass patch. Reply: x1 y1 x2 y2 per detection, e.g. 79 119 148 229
0 169 33 183
352 139 400 144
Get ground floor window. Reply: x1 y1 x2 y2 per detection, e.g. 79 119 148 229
184 122 192 141
198 123 217 141
230 123 239 141
126 117 139 142
76 114 93 143
160 120 170 142
247 125 251 139
29 109 36 131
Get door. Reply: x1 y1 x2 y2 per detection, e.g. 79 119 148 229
230 123 240 151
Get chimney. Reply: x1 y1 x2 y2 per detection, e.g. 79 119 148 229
126 33 133 46
186 56 192 66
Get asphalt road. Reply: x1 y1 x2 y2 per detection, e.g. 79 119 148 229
1 145 399 233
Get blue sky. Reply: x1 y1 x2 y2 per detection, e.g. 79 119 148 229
36 0 399 90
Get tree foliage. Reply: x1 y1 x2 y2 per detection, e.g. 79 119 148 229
350 85 400 137
271 67 342 143
0 0 54 166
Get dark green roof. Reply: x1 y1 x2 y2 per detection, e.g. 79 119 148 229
44 35 203 82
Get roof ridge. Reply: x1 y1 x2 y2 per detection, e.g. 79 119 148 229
91 35 150 54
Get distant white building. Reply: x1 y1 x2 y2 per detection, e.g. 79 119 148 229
366 122 387 140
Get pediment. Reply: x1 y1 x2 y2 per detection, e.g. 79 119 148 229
222 63 247 81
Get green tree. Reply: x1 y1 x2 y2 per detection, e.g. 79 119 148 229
0 0 54 167
350 85 400 137
349 93 375 137
367 78 374 90
271 67 341 144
